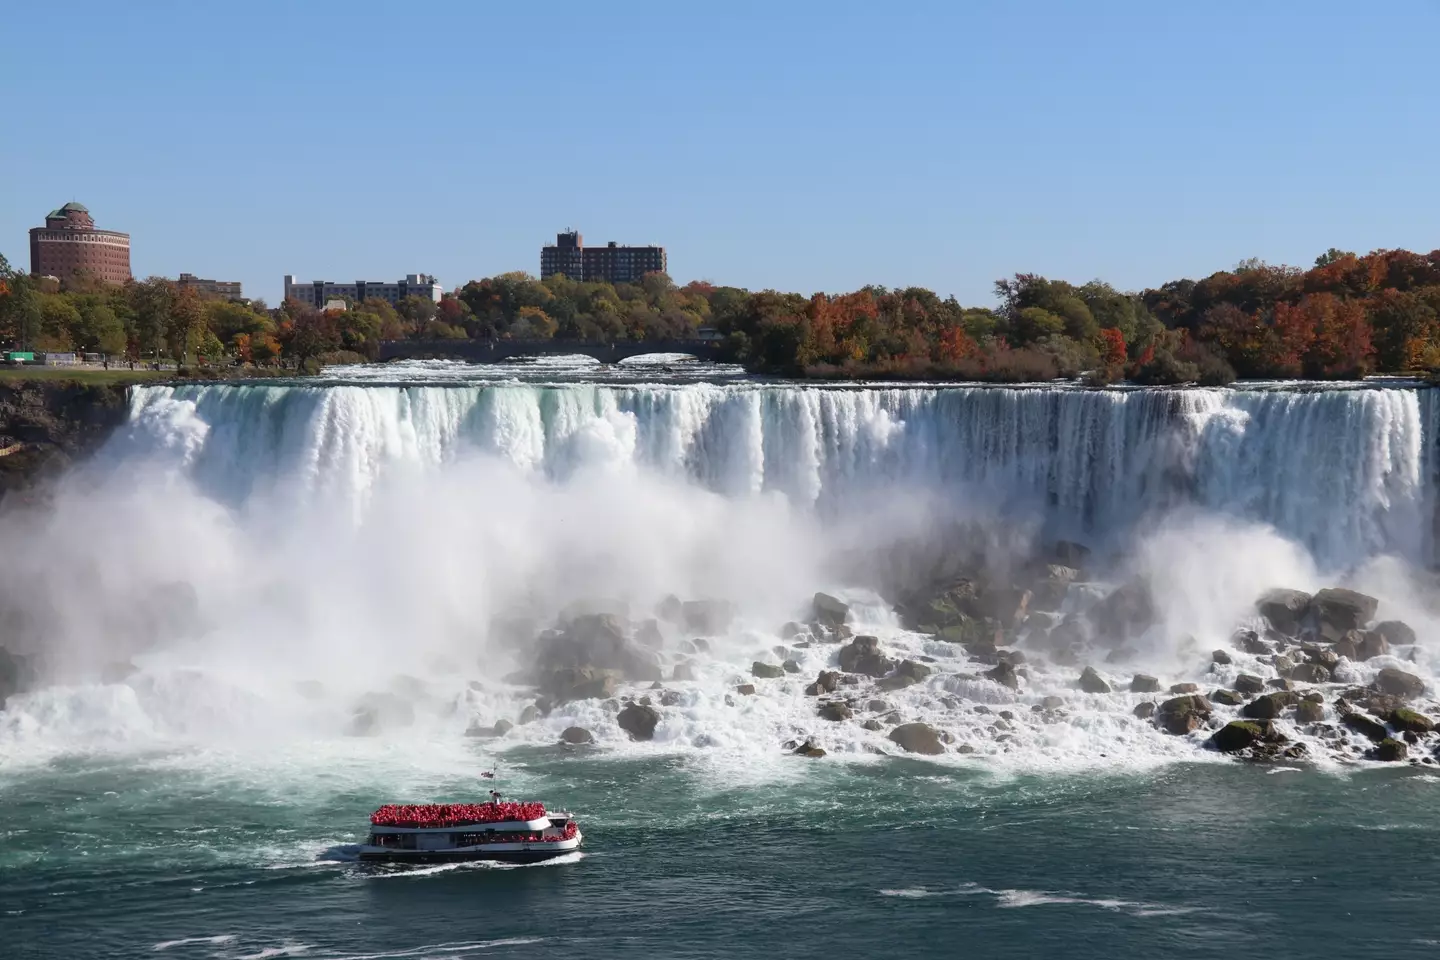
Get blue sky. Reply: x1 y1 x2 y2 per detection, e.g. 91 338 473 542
3 1 1438 306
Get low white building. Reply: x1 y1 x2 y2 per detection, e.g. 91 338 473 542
283 274 443 309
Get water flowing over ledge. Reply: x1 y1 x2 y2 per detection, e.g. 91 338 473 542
123 380 1440 570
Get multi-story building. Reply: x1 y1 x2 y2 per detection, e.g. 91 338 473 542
29 202 131 287
539 231 666 284
540 231 585 280
177 273 243 300
282 274 443 309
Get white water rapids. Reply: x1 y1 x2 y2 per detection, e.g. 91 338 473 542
2 363 1439 773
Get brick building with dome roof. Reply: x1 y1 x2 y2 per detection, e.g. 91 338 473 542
29 202 131 287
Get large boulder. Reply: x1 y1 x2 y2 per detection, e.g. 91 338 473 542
1088 579 1156 645
683 599 735 635
1234 674 1266 695
560 726 595 745
1288 662 1332 684
1372 738 1408 762
1133 702 1157 719
635 619 665 649
838 636 894 678
1242 691 1298 720
1156 694 1212 735
805 670 843 696
1255 588 1312 636
617 702 660 740
1295 699 1324 723
1209 720 1283 753
1388 707 1435 734
0 647 35 706
818 700 853 722
986 661 1020 690
812 592 850 627
1342 712 1388 742
888 722 945 755
1375 667 1425 699
1212 689 1245 706
1373 620 1417 647
1311 588 1379 642
793 738 827 758
1130 674 1161 693
541 666 621 704
1078 666 1111 694
751 661 785 680
1355 631 1390 662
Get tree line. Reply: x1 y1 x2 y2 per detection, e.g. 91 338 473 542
5 247 1440 383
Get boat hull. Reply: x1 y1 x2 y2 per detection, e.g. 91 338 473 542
357 832 582 865
357 847 576 864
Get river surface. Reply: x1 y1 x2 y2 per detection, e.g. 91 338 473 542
3 359 1440 958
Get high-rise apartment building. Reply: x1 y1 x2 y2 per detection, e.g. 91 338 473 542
539 231 666 284
29 202 132 287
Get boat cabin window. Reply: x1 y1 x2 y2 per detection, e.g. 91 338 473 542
369 833 417 849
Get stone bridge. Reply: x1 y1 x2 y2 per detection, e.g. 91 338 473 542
377 338 728 364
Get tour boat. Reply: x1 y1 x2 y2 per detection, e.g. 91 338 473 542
358 801 583 864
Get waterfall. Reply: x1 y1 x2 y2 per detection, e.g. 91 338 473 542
118 381 1438 571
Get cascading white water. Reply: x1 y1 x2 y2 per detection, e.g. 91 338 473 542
4 369 1438 771
121 380 1439 570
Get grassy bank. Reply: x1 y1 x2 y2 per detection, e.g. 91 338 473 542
0 367 169 387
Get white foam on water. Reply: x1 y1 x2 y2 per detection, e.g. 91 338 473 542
153 935 238 951
880 883 1201 917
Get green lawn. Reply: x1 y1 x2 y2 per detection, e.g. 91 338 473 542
0 366 170 387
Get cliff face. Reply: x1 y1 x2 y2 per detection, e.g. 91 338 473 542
0 381 132 498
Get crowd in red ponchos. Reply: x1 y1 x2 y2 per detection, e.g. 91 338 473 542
370 801 547 828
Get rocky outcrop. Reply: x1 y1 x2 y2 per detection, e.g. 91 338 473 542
1373 620 1417 647
1295 700 1324 723
1311 588 1379 641
793 738 826 758
818 700 853 722
1156 694 1211 735
877 659 932 691
1255 588 1312 636
1241 691 1298 720
0 647 36 706
805 670 842 696
0 381 133 498
1088 579 1155 645
1130 674 1160 693
751 661 785 679
1287 663 1331 684
1209 719 1284 753
1372 738 1408 762
1388 707 1435 734
986 661 1019 690
1342 712 1388 742
531 613 661 698
812 592 850 627
560 726 594 744
1375 667 1425 699
1234 674 1265 695
1211 689 1245 706
1212 650 1232 666
617 702 660 740
1078 666 1110 694
838 636 894 678
888 722 945 755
